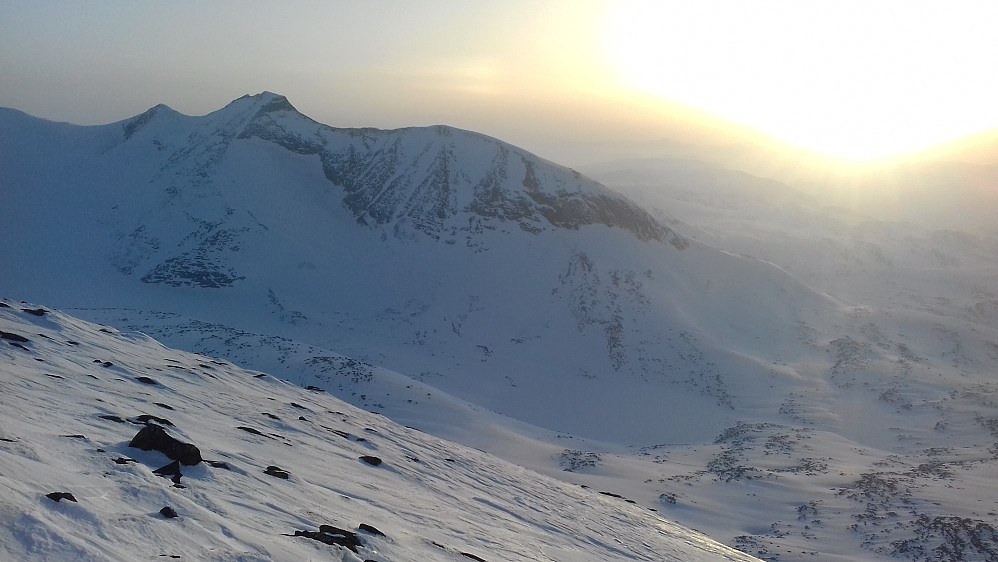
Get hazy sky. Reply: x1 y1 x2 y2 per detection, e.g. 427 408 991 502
3 1 997 162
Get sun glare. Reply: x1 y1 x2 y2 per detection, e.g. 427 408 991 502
602 0 998 160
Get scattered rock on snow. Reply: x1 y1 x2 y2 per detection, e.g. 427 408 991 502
289 525 363 552
358 523 385 537
45 492 77 503
0 331 30 343
264 465 290 479
128 424 202 465
131 414 174 426
237 426 265 436
359 455 382 467
153 460 184 484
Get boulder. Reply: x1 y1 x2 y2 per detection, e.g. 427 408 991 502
291 525 362 553
45 492 77 502
358 523 385 537
129 424 202 465
359 455 382 467
153 460 184 484
0 331 29 343
264 465 290 479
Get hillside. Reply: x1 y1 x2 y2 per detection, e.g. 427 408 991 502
0 301 760 561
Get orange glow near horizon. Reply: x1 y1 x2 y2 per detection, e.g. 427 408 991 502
601 0 998 161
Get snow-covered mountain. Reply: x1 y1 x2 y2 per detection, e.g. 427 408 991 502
3 93 998 561
0 301 760 561
0 92 830 444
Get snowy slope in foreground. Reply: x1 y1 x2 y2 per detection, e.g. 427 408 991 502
0 302 758 562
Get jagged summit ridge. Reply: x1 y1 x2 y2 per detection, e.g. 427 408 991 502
120 92 683 245
232 93 681 243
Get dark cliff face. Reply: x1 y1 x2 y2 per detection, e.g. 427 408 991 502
230 94 685 246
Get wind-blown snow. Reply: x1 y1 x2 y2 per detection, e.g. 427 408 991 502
0 302 759 561
3 93 998 561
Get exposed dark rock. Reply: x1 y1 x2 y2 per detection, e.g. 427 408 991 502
358 523 385 537
298 416 308 421
22 308 48 316
45 492 77 503
62 434 86 439
206 460 230 470
254 373 267 378
153 460 184 484
461 553 487 562
306 385 325 392
132 414 174 426
141 255 245 288
0 331 29 343
237 426 265 436
114 457 136 465
262 412 280 420
45 374 64 379
0 302 9 308
135 376 158 385
102 361 114 368
359 456 382 467
290 402 306 409
66 340 80 345
289 525 362 553
99 414 126 423
128 424 202 465
154 402 174 410
159 506 179 519
264 465 290 479
9 342 29 351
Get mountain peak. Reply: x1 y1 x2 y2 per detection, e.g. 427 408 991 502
230 91 298 114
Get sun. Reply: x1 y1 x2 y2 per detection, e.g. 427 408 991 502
601 0 998 161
